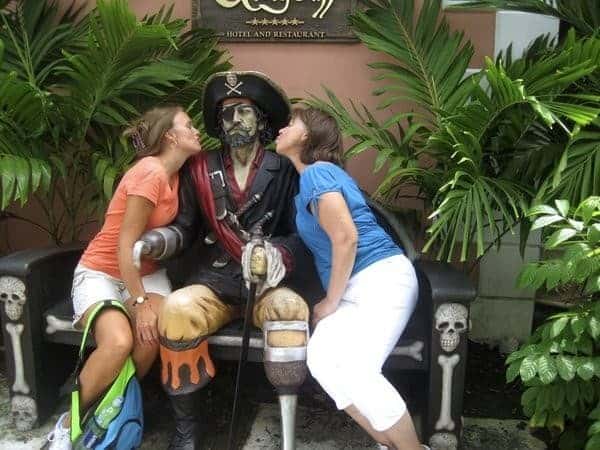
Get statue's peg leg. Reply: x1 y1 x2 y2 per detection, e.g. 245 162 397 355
279 394 297 450
262 321 309 450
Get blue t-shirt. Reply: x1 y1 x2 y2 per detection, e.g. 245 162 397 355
295 162 402 289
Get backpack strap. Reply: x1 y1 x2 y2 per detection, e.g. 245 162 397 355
70 300 132 442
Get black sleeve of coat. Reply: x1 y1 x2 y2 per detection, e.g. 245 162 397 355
172 163 204 250
269 160 314 275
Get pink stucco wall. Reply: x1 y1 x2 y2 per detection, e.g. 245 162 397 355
1 1 495 253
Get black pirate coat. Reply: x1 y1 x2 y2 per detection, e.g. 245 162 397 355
165 148 323 306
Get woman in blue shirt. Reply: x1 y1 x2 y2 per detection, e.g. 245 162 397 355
275 107 426 450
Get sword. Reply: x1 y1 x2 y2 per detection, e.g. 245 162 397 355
227 193 262 242
227 211 273 450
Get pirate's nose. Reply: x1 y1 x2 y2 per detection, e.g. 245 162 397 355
233 108 244 122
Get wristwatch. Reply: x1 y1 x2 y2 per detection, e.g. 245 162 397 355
134 295 148 306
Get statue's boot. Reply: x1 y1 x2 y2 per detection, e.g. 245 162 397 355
159 286 231 450
160 337 214 450
168 391 201 450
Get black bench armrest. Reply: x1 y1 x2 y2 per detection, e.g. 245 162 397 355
414 260 477 306
0 244 84 313
0 245 84 428
413 260 476 445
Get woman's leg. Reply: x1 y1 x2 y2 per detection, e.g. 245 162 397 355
308 306 415 448
344 405 392 446
78 308 134 411
308 255 421 449
126 268 173 378
381 412 421 450
341 257 421 449
126 293 163 378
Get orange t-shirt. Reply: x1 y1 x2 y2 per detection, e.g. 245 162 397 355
80 156 179 279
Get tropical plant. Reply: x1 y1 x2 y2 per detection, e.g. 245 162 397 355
307 0 600 263
506 196 600 450
0 0 230 245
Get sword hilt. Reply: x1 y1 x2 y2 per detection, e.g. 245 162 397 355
248 210 273 278
251 210 274 236
235 193 261 218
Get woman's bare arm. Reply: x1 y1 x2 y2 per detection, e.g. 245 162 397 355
118 195 155 299
317 191 358 307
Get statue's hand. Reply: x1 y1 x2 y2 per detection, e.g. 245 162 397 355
133 226 183 269
241 241 286 294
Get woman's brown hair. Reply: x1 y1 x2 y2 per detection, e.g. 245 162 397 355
292 106 344 166
123 106 183 158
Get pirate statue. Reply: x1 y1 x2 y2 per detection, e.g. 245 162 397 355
134 71 322 449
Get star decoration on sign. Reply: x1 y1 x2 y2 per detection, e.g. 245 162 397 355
246 17 305 26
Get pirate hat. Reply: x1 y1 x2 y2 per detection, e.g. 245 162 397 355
202 71 291 138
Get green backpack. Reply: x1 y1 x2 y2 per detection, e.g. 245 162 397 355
70 300 144 449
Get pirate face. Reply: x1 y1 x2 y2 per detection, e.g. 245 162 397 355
220 98 265 148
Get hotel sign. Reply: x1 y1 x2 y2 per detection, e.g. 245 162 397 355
192 0 357 42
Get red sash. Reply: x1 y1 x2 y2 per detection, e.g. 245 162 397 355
189 153 244 263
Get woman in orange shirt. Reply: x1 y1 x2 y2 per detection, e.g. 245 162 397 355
47 106 202 450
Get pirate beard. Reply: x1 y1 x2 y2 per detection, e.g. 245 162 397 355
223 129 258 148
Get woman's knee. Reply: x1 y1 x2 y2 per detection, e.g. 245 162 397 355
95 310 134 358
110 332 134 359
307 335 337 380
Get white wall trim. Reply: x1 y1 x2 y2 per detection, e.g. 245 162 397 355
494 10 559 59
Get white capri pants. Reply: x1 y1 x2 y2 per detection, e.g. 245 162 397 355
307 254 418 432
71 263 172 328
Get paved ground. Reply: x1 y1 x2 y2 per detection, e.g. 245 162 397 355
0 360 548 450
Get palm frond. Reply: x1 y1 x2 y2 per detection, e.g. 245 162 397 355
425 172 530 261
160 27 232 116
0 68 52 206
349 0 477 128
305 87 428 199
57 0 190 142
538 122 600 205
0 0 86 85
0 154 51 208
500 119 567 189
497 35 557 80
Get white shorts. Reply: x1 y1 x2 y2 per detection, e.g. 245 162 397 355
71 263 172 328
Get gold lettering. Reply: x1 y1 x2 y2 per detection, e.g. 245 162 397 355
215 0 291 14
214 0 335 18
215 0 242 9
312 0 334 19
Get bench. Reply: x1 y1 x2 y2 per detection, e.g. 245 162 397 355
0 204 475 448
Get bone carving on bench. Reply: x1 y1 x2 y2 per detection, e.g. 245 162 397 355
429 431 458 450
435 303 468 353
6 323 30 394
0 276 26 321
45 314 76 334
436 354 460 430
389 340 424 361
11 394 37 431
